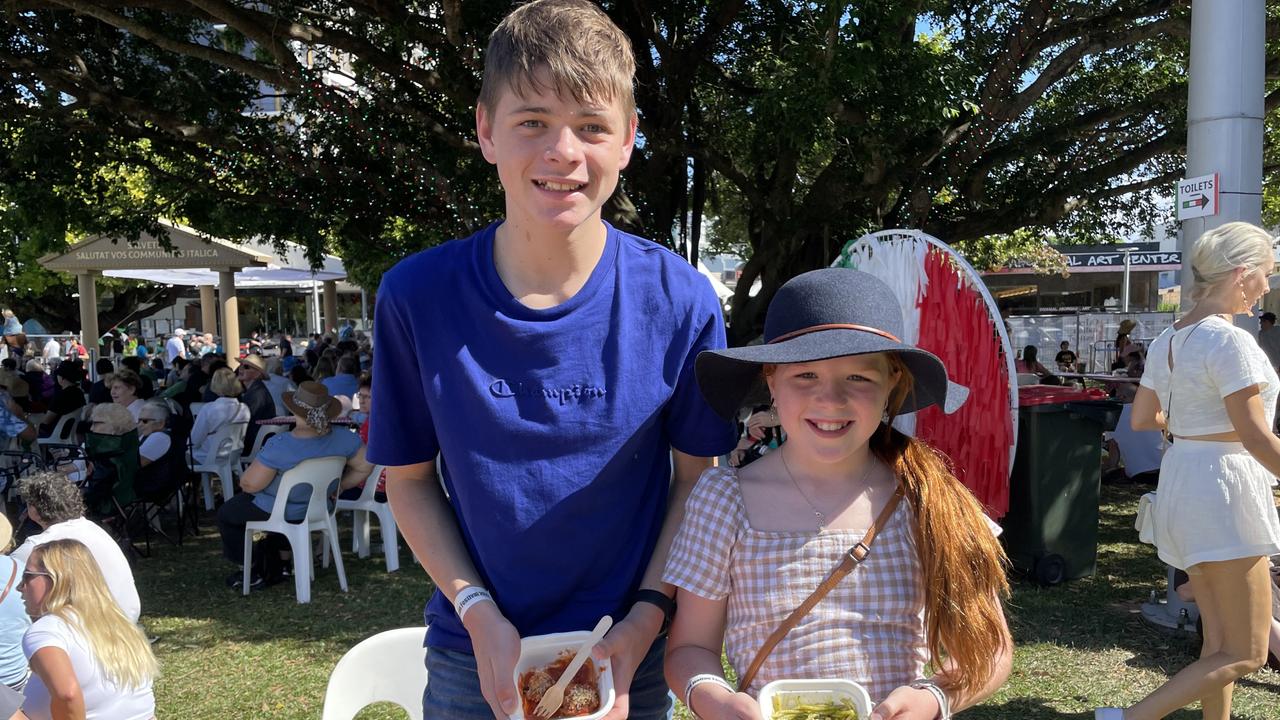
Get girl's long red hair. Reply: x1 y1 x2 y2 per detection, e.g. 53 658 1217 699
871 355 1010 699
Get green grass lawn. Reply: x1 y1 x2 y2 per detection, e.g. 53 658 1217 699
137 484 1280 719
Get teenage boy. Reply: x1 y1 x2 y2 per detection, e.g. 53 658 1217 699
368 2 735 719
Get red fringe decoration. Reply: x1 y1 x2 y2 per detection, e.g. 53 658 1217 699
913 247 1015 518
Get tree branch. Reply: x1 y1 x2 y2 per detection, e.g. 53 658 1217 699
44 0 299 90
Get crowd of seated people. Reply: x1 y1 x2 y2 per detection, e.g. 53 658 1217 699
0 327 380 598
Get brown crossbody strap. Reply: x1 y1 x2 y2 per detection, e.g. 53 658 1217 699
737 486 906 692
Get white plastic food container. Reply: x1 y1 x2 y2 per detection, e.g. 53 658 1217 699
757 678 873 720
508 630 615 720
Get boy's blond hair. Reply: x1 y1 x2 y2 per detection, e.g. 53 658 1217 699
479 0 635 117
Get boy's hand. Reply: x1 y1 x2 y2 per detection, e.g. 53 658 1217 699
591 602 664 720
869 686 941 720
461 601 522 719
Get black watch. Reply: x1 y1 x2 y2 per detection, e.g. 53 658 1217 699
632 589 676 632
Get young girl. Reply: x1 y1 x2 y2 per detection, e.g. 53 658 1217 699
664 268 1012 720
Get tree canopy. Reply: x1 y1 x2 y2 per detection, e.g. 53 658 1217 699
3 0 1275 341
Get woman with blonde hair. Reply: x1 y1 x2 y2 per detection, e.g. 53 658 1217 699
1104 221 1280 720
15 539 156 719
188 366 249 465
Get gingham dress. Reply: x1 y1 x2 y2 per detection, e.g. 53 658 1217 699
664 466 929 701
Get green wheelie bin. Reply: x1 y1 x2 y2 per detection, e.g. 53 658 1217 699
1001 392 1122 585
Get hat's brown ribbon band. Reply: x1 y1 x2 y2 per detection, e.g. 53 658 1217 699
768 323 901 345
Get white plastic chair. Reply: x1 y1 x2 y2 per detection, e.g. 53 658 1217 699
36 411 80 457
192 421 248 510
243 455 349 603
1015 373 1040 386
335 464 399 572
240 425 283 472
321 626 427 720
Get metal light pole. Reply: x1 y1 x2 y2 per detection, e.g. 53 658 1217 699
1179 0 1264 310
1120 248 1135 313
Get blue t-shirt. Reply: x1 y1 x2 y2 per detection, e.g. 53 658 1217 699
0 557 29 688
251 430 362 521
321 374 359 399
368 221 737 653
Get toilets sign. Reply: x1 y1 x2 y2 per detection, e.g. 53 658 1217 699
1176 173 1218 221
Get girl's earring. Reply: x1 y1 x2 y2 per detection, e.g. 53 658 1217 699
882 409 890 424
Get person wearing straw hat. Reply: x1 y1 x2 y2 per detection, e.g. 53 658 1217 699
216 381 362 589
234 353 276 452
663 268 1012 720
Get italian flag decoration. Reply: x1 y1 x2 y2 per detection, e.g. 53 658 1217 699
835 230 1016 518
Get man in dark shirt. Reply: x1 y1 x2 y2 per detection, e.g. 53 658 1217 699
41 363 86 436
87 358 115 404
235 354 275 450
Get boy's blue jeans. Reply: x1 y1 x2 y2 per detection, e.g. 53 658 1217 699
423 636 672 719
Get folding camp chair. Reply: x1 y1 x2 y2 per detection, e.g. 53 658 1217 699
79 430 143 559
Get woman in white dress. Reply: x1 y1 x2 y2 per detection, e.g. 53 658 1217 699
1099 222 1280 720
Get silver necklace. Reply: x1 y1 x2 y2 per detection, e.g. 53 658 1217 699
779 448 875 532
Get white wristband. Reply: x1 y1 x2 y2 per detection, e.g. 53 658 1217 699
683 674 734 719
910 679 951 720
453 586 494 624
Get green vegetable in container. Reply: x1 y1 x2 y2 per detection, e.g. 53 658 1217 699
770 697 863 720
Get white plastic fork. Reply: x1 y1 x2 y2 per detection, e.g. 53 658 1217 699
531 615 613 719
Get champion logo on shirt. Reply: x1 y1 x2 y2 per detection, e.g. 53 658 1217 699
489 379 607 405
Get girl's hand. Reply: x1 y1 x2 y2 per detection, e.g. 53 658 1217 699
868 686 941 720
689 685 762 720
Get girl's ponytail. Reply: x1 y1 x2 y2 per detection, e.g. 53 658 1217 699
872 357 1011 700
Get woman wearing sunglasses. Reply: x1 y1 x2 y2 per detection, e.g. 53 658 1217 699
13 539 156 720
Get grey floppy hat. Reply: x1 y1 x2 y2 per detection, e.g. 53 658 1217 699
695 268 950 421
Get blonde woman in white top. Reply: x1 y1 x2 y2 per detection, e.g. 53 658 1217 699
15 538 156 720
188 368 249 465
1101 222 1280 720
